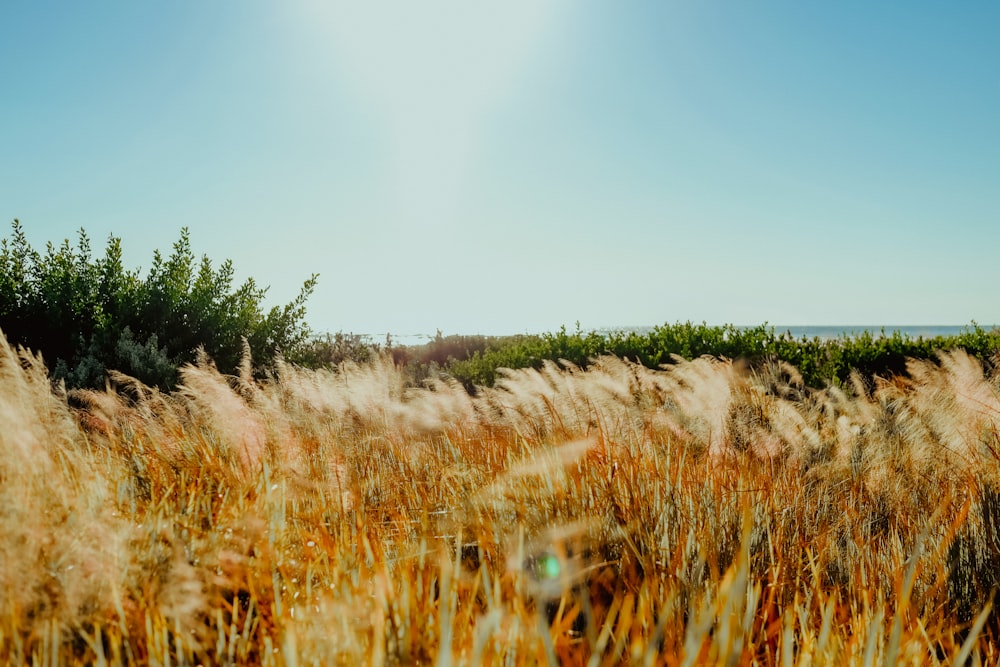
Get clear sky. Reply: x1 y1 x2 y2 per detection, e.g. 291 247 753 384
2 2 998 336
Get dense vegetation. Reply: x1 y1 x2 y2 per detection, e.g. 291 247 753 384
403 323 1000 391
0 220 317 389
4 333 1000 663
3 219 998 395
7 220 1000 662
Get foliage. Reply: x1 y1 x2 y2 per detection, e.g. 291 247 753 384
290 331 381 368
0 219 317 389
395 330 496 368
443 321 1000 390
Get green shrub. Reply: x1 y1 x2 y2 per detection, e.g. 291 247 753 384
291 331 381 368
443 322 1000 390
0 220 317 389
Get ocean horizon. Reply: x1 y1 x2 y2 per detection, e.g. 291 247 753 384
601 324 998 341
765 325 999 340
368 324 998 346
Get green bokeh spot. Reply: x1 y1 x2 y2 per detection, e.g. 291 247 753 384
539 554 561 579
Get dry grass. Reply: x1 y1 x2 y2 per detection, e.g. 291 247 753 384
3 329 1000 665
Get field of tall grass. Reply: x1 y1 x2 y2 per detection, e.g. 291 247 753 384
3 327 1000 665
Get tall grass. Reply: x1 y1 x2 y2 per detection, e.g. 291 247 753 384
2 327 1000 664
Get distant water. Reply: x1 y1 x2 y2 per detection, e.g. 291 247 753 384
376 324 997 346
769 325 995 341
599 325 997 341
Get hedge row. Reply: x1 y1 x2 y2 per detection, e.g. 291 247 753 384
437 322 1000 390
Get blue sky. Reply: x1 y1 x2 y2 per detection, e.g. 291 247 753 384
2 2 998 336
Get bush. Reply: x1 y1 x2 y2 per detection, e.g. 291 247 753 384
443 321 1000 390
291 331 381 368
0 220 317 389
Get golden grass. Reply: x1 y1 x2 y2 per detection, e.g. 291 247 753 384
2 329 1000 665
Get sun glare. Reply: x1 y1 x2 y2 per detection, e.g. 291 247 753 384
302 1 566 229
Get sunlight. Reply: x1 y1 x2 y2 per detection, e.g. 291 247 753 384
302 0 567 228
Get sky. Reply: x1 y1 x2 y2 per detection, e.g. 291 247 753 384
1 2 998 337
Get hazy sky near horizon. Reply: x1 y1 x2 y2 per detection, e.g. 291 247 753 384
2 2 998 336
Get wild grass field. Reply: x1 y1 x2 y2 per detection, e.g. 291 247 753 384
3 327 1000 665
